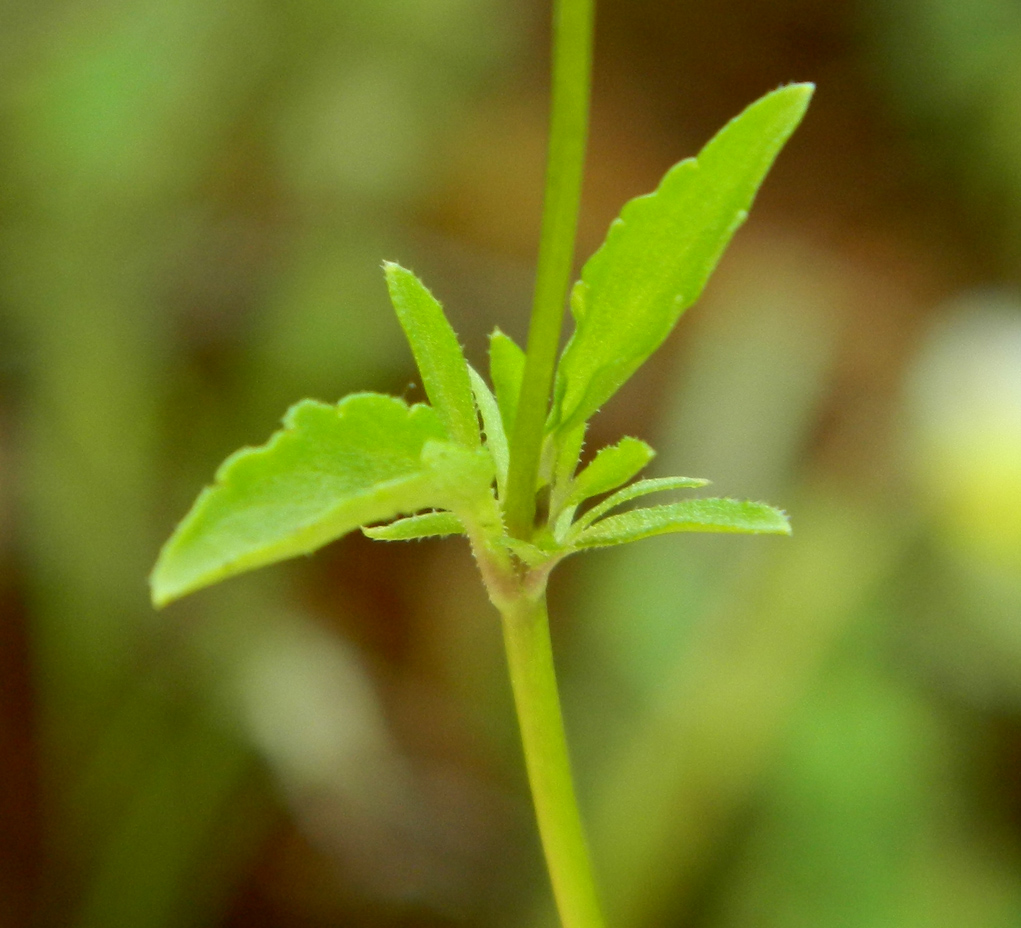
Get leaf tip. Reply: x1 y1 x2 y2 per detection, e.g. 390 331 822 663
381 259 403 283
757 503 792 535
149 526 220 609
774 81 814 118
148 560 182 610
726 497 791 535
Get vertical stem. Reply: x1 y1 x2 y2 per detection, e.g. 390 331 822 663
504 0 594 539
496 1 600 922
501 594 606 928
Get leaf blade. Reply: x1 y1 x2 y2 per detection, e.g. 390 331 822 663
467 364 509 497
499 536 558 568
151 394 477 607
385 262 480 448
569 475 710 536
363 511 465 541
489 328 526 438
566 436 655 506
554 84 813 432
573 497 791 549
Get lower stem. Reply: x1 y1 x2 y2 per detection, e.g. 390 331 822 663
500 593 605 928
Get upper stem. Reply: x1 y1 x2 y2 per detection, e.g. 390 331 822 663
504 0 594 539
500 593 606 928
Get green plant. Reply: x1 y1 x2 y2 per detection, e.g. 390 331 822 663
149 0 811 924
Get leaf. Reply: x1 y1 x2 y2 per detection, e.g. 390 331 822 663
553 84 814 432
384 262 480 448
489 328 526 437
567 437 655 506
499 536 558 568
467 365 509 497
549 423 590 540
418 440 502 536
549 420 587 501
573 498 791 549
150 393 488 607
363 511 465 540
569 475 711 536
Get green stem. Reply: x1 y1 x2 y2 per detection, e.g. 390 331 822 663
496 1 600 921
504 0 594 539
500 593 606 928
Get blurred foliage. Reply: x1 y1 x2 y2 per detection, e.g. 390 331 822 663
3 1 1021 928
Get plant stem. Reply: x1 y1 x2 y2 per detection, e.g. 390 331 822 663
500 593 606 928
504 0 594 539
497 1 600 922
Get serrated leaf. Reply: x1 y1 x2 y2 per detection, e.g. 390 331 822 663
549 420 587 500
384 262 480 448
363 511 465 540
549 423 590 540
569 475 711 537
467 365 509 497
150 394 484 607
553 84 813 432
567 437 655 506
573 498 791 549
489 328 526 437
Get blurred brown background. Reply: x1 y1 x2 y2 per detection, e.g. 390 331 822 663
3 0 1021 926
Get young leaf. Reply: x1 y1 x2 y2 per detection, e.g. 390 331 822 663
566 436 655 506
489 328 526 436
569 475 711 536
363 511 465 541
549 420 587 500
384 262 480 449
467 365 509 497
553 84 814 432
573 498 791 549
150 394 483 607
499 536 559 568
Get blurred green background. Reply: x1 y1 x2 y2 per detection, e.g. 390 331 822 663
3 0 1021 926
